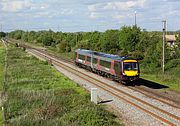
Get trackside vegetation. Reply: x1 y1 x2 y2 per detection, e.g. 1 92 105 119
0 42 5 126
0 43 5 90
1 46 123 125
7 26 180 92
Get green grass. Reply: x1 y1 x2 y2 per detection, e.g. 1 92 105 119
0 43 5 90
48 46 75 60
3 46 123 126
141 67 180 92
0 111 2 126
0 42 5 126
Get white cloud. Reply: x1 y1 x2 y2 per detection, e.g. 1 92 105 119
88 0 146 19
112 15 125 20
0 0 49 12
88 0 146 12
60 9 73 15
89 12 102 19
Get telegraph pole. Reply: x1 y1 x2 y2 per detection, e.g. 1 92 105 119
162 20 166 73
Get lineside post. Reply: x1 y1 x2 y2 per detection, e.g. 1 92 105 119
91 88 98 104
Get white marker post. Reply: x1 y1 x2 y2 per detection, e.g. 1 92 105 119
91 88 98 104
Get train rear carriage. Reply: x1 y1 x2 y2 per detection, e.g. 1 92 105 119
75 49 93 70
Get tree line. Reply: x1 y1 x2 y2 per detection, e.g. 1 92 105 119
5 26 180 71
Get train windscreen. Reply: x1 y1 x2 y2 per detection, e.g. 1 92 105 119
123 62 138 71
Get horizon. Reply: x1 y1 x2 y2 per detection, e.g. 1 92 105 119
0 0 180 32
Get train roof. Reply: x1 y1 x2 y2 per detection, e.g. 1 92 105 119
76 49 129 61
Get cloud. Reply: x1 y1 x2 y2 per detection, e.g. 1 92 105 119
88 0 146 12
0 0 49 12
89 12 103 19
103 0 146 10
1 0 30 12
88 0 146 19
1 0 180 32
112 15 125 20
60 9 73 15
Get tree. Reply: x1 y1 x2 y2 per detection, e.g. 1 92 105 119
0 32 6 38
119 26 141 52
174 34 180 58
99 30 119 53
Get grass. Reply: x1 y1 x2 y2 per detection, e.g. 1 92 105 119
2 46 123 126
0 111 2 126
141 66 180 92
48 46 75 60
0 42 5 126
0 43 5 91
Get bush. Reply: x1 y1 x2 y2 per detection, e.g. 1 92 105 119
165 59 180 70
131 51 144 60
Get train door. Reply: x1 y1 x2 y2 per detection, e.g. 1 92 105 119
114 61 121 77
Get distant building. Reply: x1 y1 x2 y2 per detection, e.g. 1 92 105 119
165 35 177 47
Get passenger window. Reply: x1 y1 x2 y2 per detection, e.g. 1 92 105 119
100 60 104 66
114 63 119 71
87 56 91 62
79 54 85 60
93 58 97 64
105 61 111 68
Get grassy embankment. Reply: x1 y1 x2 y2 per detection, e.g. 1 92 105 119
1 45 123 126
141 66 180 92
0 42 5 126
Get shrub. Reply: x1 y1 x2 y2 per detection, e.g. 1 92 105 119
165 59 180 70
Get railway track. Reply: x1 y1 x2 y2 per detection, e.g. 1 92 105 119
31 45 180 109
5 39 180 125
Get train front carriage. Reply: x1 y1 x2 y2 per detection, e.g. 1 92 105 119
121 59 139 82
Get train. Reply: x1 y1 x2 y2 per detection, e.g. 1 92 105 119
75 49 140 83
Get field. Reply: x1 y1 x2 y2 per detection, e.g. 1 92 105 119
0 45 123 126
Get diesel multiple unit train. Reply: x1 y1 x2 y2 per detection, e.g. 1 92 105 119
75 49 140 83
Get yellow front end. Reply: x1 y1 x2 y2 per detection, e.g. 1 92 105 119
124 70 138 76
122 59 139 81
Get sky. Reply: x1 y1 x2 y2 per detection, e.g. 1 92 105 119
0 0 180 32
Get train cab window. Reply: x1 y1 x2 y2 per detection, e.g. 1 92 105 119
93 58 97 64
79 54 85 60
124 62 138 70
87 56 91 62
